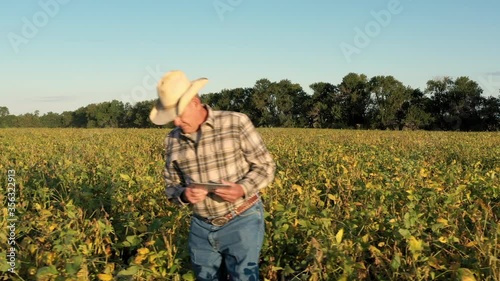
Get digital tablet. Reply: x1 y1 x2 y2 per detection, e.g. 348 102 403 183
190 182 231 190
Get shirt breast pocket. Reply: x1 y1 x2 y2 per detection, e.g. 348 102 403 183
216 137 241 161
171 148 197 179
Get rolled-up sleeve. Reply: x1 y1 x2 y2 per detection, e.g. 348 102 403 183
163 136 189 207
236 115 276 197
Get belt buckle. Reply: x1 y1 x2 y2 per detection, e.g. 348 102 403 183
211 217 229 226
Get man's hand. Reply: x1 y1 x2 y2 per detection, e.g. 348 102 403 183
183 186 209 204
213 180 245 203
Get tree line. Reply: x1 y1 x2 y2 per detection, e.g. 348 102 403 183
1 73 499 131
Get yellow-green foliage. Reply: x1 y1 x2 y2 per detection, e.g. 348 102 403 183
1 128 499 281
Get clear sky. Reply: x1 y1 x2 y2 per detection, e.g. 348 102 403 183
1 0 499 115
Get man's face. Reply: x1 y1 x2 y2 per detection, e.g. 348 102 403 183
173 99 200 134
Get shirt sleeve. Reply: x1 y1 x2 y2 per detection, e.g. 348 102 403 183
236 114 276 197
164 136 189 207
164 165 189 206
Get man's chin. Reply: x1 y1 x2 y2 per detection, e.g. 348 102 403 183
181 127 194 134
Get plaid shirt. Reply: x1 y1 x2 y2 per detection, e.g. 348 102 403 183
163 106 276 218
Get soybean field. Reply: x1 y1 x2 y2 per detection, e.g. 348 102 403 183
0 128 499 281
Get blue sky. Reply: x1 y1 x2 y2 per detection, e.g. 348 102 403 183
1 0 499 115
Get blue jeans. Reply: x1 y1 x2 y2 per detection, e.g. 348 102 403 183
189 201 265 281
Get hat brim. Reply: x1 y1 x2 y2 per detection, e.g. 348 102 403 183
149 78 208 125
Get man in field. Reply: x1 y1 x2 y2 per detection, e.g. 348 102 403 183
149 70 275 280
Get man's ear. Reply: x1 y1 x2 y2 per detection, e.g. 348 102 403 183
192 95 201 105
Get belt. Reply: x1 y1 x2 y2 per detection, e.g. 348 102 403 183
202 194 260 226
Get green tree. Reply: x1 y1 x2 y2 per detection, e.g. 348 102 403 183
478 96 500 131
426 76 483 130
16 112 42 127
202 87 254 116
307 82 342 128
61 111 74 127
71 107 88 127
338 73 370 128
96 100 125 128
85 104 99 128
78 100 126 128
0 106 9 117
124 100 158 128
0 106 12 127
271 79 309 127
367 76 411 130
250 79 275 127
40 112 63 128
401 89 434 130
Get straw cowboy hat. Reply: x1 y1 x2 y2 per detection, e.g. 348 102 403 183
149 70 208 125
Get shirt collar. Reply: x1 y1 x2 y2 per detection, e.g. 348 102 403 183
203 105 215 129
